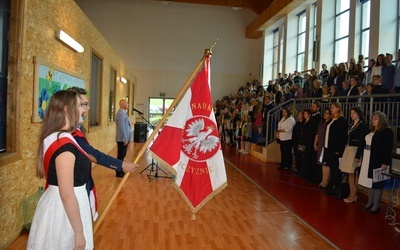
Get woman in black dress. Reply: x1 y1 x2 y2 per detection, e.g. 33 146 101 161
314 109 332 188
291 111 304 173
339 106 367 202
299 109 312 180
321 102 348 193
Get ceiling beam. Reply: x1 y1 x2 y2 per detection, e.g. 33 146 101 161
246 0 306 39
156 0 270 14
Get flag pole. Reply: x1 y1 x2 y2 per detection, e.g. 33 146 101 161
94 43 216 233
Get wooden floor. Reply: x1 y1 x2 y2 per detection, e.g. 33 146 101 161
8 142 400 249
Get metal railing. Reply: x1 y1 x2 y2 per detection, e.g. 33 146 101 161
263 93 400 150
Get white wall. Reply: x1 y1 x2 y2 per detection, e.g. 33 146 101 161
77 0 263 110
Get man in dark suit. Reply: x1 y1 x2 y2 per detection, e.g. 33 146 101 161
357 83 368 104
338 80 350 104
305 101 323 183
347 76 360 103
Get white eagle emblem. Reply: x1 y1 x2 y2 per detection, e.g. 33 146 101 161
182 118 219 159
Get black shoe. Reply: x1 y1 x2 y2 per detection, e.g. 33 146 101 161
369 207 380 214
116 171 125 178
363 204 373 211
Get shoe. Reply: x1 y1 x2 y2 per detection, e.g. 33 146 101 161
284 167 290 170
369 207 380 214
239 149 245 153
324 187 335 195
242 151 249 154
344 196 358 203
116 171 125 178
363 204 373 211
292 168 298 173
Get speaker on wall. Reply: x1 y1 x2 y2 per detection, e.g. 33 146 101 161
134 123 147 143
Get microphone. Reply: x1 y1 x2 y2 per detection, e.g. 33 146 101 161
133 108 143 115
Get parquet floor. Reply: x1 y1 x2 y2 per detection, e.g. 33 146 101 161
92 144 334 249
9 142 400 249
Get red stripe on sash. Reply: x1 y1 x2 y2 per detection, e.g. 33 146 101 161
43 134 88 189
72 128 89 144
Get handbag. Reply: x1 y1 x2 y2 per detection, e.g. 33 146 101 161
275 131 281 144
298 144 306 152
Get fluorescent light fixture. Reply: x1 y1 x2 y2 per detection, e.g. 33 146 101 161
162 1 172 4
55 30 84 53
120 77 127 84
232 6 242 10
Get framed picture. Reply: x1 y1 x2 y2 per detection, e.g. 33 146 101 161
32 56 85 122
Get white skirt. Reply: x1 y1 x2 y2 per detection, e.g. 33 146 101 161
358 149 372 188
27 185 93 250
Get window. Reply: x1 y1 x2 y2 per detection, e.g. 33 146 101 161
126 81 134 117
272 28 279 80
398 0 400 50
312 3 317 68
149 97 174 127
334 0 350 63
108 67 116 122
360 0 370 62
0 1 10 153
89 53 102 127
297 10 307 72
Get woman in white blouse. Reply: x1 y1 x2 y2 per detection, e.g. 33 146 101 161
276 107 296 170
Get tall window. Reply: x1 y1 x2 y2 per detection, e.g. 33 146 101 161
398 0 400 50
89 53 102 127
312 3 318 68
334 0 350 63
360 0 370 62
108 68 116 122
272 28 279 80
0 1 10 153
297 10 307 72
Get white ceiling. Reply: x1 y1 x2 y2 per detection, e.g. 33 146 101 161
75 0 261 75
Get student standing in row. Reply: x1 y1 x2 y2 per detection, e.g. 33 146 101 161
28 90 93 249
359 111 393 214
339 106 367 203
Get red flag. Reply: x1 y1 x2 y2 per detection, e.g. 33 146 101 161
150 55 227 215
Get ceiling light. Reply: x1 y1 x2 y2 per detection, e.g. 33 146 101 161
232 6 242 11
120 77 127 84
55 30 84 53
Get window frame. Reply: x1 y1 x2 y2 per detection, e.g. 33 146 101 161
360 0 370 62
148 97 174 127
0 0 21 166
296 10 307 72
89 51 103 129
272 28 279 80
334 0 350 63
108 66 117 122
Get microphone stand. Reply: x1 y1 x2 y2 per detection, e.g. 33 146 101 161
134 110 171 182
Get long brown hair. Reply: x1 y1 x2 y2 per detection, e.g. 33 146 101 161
36 90 80 178
330 102 343 118
370 111 389 133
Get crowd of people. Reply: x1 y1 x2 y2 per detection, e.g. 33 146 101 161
214 51 399 214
